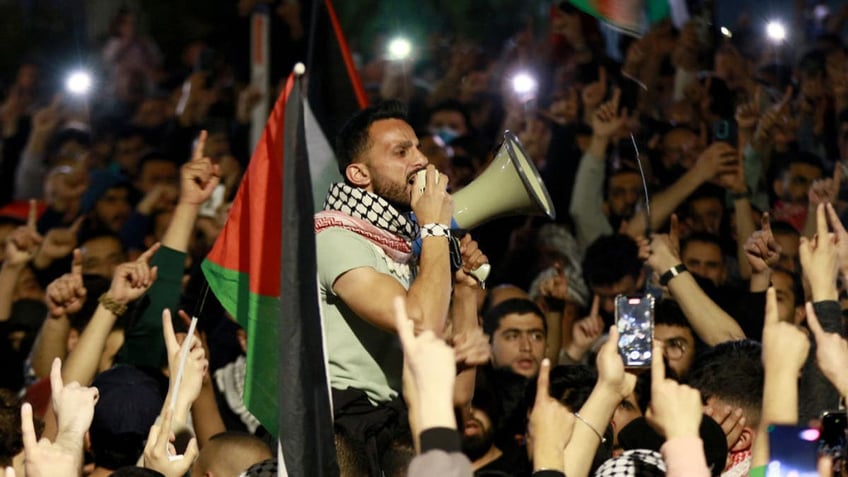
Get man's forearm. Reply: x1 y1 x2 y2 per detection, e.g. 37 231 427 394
161 202 200 252
407 237 452 334
667 272 745 345
570 150 612 246
564 384 618 477
62 304 118 386
29 315 71 379
648 168 705 231
0 263 24 322
734 198 756 279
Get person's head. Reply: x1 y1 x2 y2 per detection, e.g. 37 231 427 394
688 340 763 458
79 230 127 278
427 100 471 144
605 168 642 220
461 377 502 462
134 151 178 195
771 267 803 324
654 300 697 378
773 152 824 204
684 185 724 235
661 127 702 171
681 233 726 286
47 128 91 167
90 366 164 471
771 220 801 273
82 170 132 233
335 100 428 210
0 390 22 474
483 298 547 378
192 432 273 477
582 235 645 316
114 127 149 175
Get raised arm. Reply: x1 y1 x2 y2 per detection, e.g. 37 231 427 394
331 165 454 334
0 208 42 321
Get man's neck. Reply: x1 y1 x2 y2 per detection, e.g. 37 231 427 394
90 466 115 477
472 445 503 471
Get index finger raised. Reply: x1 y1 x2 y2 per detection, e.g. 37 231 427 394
71 248 83 276
650 341 665 388
192 130 208 163
49 357 64 396
27 199 37 229
20 402 39 452
162 309 180 356
138 242 161 264
817 203 830 238
765 287 779 326
535 358 551 405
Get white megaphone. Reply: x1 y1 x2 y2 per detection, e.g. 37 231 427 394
451 131 556 282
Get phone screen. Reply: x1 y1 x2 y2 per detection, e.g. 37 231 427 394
821 411 846 474
712 119 738 147
767 424 820 477
615 295 654 368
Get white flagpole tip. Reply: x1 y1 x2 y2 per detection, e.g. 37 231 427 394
293 63 306 76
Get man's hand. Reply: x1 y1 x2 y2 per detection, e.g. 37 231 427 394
646 342 702 439
824 203 848 279
136 183 179 216
162 309 208 414
455 234 488 287
799 204 839 302
645 233 681 274
806 301 848 398
104 243 160 306
596 325 637 399
50 357 99 438
536 262 569 307
453 328 491 371
29 96 62 138
21 401 82 477
179 131 222 207
3 200 42 268
33 216 83 269
45 249 86 319
705 405 746 449
590 88 626 139
142 408 199 477
690 142 738 184
396 296 456 392
744 214 782 274
762 287 810 375
410 165 453 226
808 166 841 208
528 359 575 472
564 296 604 362
582 67 608 113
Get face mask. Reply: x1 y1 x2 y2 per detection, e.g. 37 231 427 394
432 126 460 145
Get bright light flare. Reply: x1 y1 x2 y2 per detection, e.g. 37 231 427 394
387 37 412 60
720 26 732 38
65 70 92 96
511 72 537 96
766 21 786 42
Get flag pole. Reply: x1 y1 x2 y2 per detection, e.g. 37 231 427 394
322 0 369 109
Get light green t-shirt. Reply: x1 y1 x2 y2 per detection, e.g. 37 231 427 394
316 227 413 404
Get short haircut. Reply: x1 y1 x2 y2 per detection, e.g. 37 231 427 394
427 100 472 130
770 220 800 238
655 299 693 330
0 390 22 466
194 432 273 477
334 100 408 177
775 151 824 177
582 234 643 288
482 298 546 337
772 266 803 308
687 340 763 427
681 232 723 256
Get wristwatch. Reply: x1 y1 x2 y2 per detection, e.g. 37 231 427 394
659 264 687 286
419 223 451 239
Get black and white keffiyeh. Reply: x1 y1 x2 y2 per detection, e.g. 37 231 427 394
323 182 418 241
594 449 667 477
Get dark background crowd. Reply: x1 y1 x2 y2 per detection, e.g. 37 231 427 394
4 0 848 476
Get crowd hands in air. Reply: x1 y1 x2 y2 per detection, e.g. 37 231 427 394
7 0 848 476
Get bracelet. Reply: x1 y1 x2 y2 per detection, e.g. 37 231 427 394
419 223 451 239
573 412 606 443
659 264 687 286
98 293 127 316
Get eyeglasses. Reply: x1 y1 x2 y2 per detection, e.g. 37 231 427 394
662 337 689 360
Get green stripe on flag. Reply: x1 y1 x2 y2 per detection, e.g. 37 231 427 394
200 259 282 437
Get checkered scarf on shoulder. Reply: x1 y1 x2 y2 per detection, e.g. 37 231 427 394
316 183 420 264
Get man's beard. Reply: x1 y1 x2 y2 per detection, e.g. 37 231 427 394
462 420 495 462
371 174 411 212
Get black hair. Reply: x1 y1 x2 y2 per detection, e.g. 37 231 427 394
46 128 91 159
774 150 824 177
136 149 177 173
687 340 763 427
681 231 723 255
482 298 546 337
771 266 803 310
334 100 408 177
77 228 124 251
655 299 693 330
427 100 472 130
0 390 22 466
770 219 800 238
582 234 643 288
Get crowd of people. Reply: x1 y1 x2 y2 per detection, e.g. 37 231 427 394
4 0 848 476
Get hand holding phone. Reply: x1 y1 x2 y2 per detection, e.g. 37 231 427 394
615 295 655 368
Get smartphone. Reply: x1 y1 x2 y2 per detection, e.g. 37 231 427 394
820 410 846 474
767 424 820 477
713 119 738 147
615 295 654 368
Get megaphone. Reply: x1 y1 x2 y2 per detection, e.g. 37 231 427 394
412 131 556 282
453 130 555 228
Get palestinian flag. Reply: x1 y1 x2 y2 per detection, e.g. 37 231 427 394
200 68 337 475
568 0 672 36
